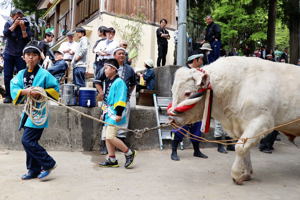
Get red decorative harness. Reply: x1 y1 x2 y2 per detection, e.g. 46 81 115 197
168 68 213 133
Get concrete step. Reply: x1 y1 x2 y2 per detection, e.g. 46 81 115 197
0 104 219 151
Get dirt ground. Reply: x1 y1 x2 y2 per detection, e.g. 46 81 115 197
1 139 300 200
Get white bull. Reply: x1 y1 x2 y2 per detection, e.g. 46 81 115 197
169 56 300 184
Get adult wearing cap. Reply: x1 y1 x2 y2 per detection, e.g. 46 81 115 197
99 58 136 168
137 58 155 91
72 27 89 87
94 47 136 155
200 42 212 65
92 26 108 77
47 50 68 82
93 27 119 76
58 31 78 83
202 15 221 63
3 8 31 103
38 31 55 67
58 32 78 61
10 41 59 180
170 53 208 161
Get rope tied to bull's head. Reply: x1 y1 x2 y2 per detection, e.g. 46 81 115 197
167 67 213 133
167 68 212 116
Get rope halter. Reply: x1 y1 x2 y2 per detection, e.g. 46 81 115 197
167 68 211 115
167 67 213 133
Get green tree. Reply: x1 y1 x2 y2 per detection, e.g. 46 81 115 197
212 0 268 52
12 0 40 14
282 0 300 64
11 0 46 40
275 21 289 51
266 0 277 51
187 0 290 55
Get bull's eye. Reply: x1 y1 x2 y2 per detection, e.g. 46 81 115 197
184 92 192 97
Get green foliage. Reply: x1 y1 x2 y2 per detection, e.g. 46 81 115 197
213 0 268 50
275 21 289 50
12 0 45 18
187 0 290 52
12 0 39 14
112 13 146 66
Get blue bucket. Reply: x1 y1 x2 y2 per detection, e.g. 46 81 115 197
79 87 97 107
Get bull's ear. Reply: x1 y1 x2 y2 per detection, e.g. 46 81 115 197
192 70 210 88
200 74 210 88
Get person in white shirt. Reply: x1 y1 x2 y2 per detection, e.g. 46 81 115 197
93 26 108 77
58 32 78 83
59 32 78 61
94 27 119 67
72 27 89 87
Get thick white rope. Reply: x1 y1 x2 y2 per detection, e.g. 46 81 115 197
24 87 49 126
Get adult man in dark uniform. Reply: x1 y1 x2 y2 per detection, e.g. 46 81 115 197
156 19 170 67
202 15 221 63
170 53 208 161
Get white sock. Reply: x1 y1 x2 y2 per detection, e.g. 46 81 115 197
125 149 133 156
108 157 116 162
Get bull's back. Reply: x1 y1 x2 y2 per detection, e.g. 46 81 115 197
206 57 300 136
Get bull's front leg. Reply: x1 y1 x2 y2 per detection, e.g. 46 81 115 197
231 115 273 185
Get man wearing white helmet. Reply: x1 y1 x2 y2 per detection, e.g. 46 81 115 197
170 53 208 161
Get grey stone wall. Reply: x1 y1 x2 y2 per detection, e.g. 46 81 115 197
154 65 180 97
0 104 102 151
0 104 217 151
0 65 221 151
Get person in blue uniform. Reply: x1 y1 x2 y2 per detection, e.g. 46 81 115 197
98 59 136 168
10 41 59 180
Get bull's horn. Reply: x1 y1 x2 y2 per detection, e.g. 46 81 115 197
176 97 202 107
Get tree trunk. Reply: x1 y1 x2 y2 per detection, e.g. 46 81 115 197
266 0 276 52
288 0 300 64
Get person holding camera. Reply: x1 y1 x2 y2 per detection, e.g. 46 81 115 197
2 9 31 103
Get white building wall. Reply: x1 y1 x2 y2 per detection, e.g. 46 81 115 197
82 13 175 73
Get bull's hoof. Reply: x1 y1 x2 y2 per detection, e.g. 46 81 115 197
232 178 243 185
232 174 252 185
243 174 252 181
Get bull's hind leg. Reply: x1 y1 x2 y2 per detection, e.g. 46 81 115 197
231 115 273 185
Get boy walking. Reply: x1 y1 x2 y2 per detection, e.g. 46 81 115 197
99 59 136 168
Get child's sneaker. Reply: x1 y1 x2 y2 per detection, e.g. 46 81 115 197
99 159 119 168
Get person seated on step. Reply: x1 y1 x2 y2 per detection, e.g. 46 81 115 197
136 58 155 93
47 50 68 83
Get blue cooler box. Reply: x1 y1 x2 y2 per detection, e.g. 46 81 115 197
79 87 97 107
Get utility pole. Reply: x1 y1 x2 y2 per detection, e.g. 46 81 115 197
176 0 187 66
